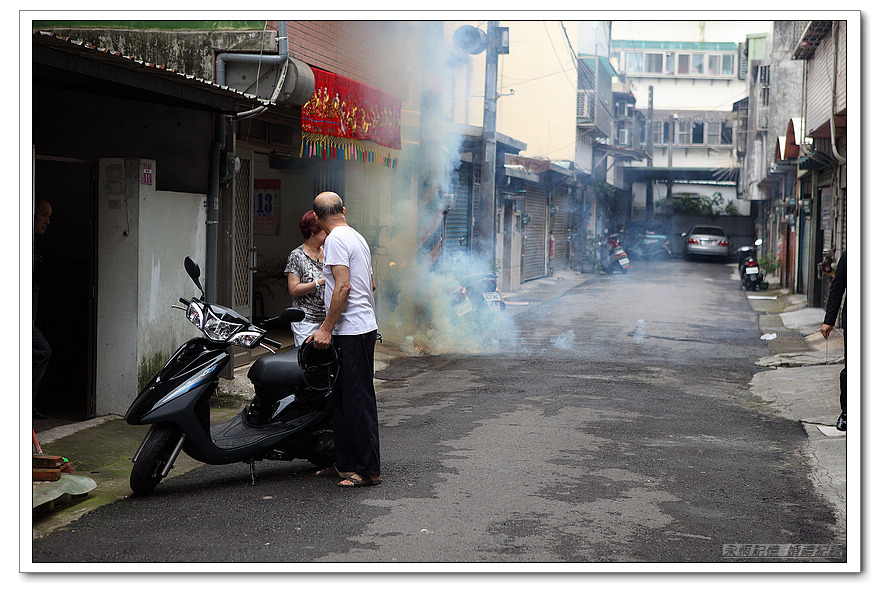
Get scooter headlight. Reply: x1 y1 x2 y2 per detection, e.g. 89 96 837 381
229 330 263 348
202 307 244 342
186 300 206 328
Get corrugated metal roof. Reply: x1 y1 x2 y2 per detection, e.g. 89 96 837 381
32 30 268 110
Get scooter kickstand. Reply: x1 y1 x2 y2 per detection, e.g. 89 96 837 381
249 460 257 485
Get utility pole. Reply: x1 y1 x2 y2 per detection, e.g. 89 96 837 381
476 21 500 270
666 113 676 217
645 86 654 223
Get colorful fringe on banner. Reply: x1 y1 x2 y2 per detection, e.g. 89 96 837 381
300 67 401 169
300 133 399 169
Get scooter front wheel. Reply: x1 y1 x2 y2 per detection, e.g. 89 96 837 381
130 423 181 496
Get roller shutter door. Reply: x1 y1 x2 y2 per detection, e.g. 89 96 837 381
522 183 548 281
444 163 472 260
549 186 568 273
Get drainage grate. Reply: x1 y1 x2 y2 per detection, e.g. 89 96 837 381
772 332 806 338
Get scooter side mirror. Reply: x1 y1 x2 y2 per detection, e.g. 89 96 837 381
278 308 306 323
184 257 204 295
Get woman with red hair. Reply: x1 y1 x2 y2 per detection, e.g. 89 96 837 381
284 210 328 345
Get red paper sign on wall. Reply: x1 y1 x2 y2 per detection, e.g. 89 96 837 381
254 179 281 235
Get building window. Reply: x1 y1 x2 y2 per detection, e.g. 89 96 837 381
691 122 704 145
665 52 675 75
706 121 734 145
690 53 704 75
722 54 735 75
626 51 644 73
707 122 721 145
677 54 690 75
677 120 691 145
645 52 664 74
653 120 668 145
721 122 733 144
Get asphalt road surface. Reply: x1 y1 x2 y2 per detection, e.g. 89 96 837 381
31 259 841 565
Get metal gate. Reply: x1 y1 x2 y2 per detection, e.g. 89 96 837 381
232 156 253 318
521 183 548 281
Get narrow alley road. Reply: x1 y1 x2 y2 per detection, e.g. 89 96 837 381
31 259 842 565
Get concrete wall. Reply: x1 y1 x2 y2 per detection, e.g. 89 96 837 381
96 158 206 415
137 173 206 393
96 158 141 415
631 180 746 221
496 20 579 162
444 20 580 163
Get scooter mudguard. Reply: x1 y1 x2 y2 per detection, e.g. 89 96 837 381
125 338 229 426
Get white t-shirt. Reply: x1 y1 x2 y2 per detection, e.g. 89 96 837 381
322 225 378 335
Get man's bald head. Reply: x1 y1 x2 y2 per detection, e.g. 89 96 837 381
313 192 344 221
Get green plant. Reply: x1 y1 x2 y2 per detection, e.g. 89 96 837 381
672 192 734 217
590 180 616 201
758 254 779 275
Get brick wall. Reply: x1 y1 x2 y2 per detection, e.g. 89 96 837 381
282 20 417 100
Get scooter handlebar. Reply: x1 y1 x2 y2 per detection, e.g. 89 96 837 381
262 337 282 349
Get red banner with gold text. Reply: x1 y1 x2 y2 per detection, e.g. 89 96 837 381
300 68 401 167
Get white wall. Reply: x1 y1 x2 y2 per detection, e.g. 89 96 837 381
96 158 207 415
137 176 206 396
444 20 580 162
496 20 579 162
96 158 141 415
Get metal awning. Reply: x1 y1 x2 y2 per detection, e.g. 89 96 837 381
32 30 267 114
793 21 833 60
623 166 738 184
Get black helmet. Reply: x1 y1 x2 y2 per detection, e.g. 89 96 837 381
297 340 341 390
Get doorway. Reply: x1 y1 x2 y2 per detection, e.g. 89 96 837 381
33 157 97 419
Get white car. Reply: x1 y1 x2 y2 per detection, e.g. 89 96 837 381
681 226 730 260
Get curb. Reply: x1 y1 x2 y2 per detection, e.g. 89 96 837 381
744 286 847 538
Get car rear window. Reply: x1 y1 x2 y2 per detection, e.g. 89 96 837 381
691 227 725 236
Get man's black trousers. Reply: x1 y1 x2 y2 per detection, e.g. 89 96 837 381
332 330 380 477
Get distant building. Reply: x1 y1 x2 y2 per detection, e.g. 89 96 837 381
609 21 771 243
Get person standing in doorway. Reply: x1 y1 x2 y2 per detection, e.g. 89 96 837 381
307 191 381 487
820 250 846 431
33 198 53 419
284 210 327 347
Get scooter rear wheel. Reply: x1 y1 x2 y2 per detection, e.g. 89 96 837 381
130 423 181 496
306 429 336 469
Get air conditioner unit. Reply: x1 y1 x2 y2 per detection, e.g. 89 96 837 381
577 89 595 120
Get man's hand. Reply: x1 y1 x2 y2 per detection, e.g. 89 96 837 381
820 323 834 339
308 327 333 350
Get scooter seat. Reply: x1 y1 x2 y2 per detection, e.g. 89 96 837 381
247 348 307 388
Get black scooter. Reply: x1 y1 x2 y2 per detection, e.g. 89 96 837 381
125 257 339 496
740 255 764 291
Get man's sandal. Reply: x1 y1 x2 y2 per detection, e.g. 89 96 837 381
338 473 382 487
315 465 352 478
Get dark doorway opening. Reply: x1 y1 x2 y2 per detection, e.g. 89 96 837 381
33 157 97 420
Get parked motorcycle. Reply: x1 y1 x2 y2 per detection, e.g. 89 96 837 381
125 257 339 496
736 238 763 268
451 271 506 328
598 233 630 274
740 254 764 291
629 231 672 261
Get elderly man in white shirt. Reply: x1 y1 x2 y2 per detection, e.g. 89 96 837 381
308 191 381 487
